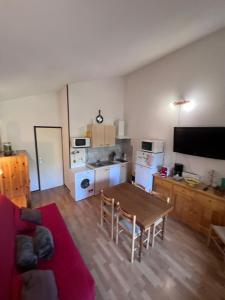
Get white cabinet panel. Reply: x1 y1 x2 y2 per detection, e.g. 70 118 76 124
120 163 128 183
109 165 120 187
95 167 109 195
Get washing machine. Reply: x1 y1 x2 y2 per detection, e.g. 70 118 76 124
69 167 94 201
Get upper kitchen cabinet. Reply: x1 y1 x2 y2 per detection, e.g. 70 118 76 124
87 124 116 147
88 124 105 147
104 125 116 146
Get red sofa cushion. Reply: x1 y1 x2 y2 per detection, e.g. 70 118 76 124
0 195 17 300
37 203 95 300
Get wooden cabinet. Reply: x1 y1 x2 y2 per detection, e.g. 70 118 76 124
154 175 173 202
88 124 105 147
0 151 30 207
104 125 116 146
87 124 115 147
172 185 201 231
153 175 225 235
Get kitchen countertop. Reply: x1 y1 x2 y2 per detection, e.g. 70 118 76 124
69 166 94 173
87 159 128 170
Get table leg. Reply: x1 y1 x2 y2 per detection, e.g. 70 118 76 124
139 229 143 262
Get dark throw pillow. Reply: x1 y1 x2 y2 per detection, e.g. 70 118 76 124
15 207 36 233
21 208 42 225
22 270 58 300
33 226 54 260
16 235 37 271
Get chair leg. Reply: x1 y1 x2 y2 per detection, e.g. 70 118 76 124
100 201 103 226
146 227 150 250
151 224 156 248
207 225 212 247
116 215 119 245
111 209 114 240
131 236 135 263
161 216 167 240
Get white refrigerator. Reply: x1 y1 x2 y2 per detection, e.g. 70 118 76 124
135 150 164 192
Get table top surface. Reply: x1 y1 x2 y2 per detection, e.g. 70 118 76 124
104 183 173 230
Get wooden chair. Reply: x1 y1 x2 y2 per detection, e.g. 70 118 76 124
132 181 151 249
115 203 141 263
149 191 170 248
207 224 225 261
100 190 115 240
132 182 146 191
115 203 150 263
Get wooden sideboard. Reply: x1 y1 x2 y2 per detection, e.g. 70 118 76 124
153 175 225 235
0 151 30 207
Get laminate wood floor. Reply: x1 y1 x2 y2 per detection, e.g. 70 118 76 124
31 186 225 300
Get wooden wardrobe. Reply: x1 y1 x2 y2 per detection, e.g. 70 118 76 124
0 151 30 207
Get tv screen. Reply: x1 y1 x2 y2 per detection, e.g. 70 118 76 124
173 127 225 160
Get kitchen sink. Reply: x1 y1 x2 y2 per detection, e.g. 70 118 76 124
88 161 118 168
115 159 128 163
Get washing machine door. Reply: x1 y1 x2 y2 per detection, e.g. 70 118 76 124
81 178 90 189
75 171 94 201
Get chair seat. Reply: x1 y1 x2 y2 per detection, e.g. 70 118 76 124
212 225 225 244
119 219 141 235
155 217 163 226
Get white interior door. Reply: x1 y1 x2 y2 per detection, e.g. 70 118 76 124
36 127 64 190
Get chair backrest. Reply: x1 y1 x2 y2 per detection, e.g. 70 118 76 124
101 190 115 207
116 202 136 236
132 182 146 191
150 190 170 204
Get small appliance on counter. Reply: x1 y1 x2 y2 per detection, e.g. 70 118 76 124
3 142 13 156
71 137 90 148
141 139 164 153
160 166 170 177
173 163 183 177
109 151 116 162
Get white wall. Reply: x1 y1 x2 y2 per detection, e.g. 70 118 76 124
0 92 61 191
68 77 124 137
125 28 225 184
58 86 70 188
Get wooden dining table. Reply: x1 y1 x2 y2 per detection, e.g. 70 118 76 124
104 183 174 262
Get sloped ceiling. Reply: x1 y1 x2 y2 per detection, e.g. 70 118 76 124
1 0 225 100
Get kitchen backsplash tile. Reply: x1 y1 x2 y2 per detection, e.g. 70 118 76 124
86 140 132 163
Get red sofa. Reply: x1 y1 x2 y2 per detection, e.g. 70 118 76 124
0 195 95 300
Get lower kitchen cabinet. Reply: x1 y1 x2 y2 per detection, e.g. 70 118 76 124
120 162 128 183
94 163 128 195
109 164 120 187
95 166 110 195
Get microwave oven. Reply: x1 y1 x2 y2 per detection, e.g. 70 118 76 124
71 137 91 148
141 139 164 153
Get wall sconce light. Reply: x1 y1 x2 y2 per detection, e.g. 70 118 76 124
0 169 3 176
173 99 191 106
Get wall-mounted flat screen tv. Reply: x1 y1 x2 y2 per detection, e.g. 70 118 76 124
173 127 225 160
